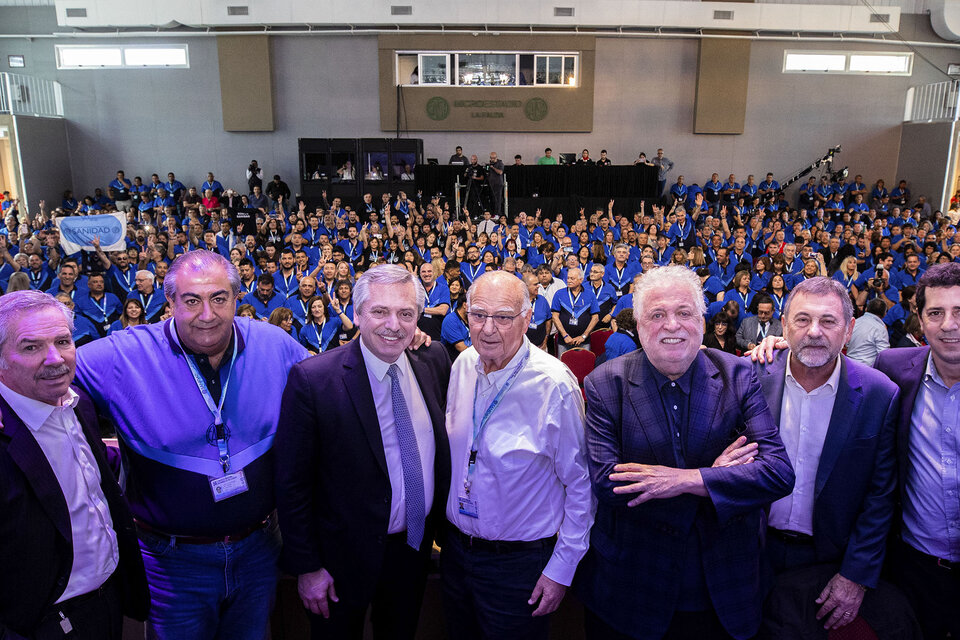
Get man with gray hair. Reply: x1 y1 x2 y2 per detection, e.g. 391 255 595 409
0 291 148 639
442 270 595 639
751 277 901 637
275 264 452 640
74 250 309 640
127 268 164 323
577 265 794 640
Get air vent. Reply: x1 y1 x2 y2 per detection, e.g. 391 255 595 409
869 13 890 23
554 7 575 17
713 10 734 20
65 8 87 18
391 5 413 15
226 6 249 16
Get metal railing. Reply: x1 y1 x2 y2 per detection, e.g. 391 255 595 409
0 72 63 118
904 80 960 123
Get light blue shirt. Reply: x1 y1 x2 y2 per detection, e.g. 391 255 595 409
902 354 960 561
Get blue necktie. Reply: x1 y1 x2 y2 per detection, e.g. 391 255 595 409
386 364 425 550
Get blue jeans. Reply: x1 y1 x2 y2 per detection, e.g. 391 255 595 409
441 530 554 640
138 519 281 640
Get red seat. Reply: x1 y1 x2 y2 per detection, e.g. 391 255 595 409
560 348 597 388
589 329 614 356
829 617 879 640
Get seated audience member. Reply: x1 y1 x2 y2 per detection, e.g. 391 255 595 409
236 303 258 320
735 294 782 353
704 311 738 354
577 265 794 640
895 312 924 348
298 295 342 354
846 298 890 366
109 298 147 334
241 273 284 320
268 306 299 341
441 296 471 360
602 308 641 361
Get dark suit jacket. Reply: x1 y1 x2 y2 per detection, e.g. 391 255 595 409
576 349 795 640
756 350 899 588
0 387 149 639
736 316 784 352
274 340 451 607
875 346 928 508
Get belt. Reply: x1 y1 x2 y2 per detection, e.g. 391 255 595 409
768 527 815 545
135 512 274 545
40 572 117 625
445 522 556 554
901 540 960 571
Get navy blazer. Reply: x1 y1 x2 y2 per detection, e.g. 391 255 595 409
576 349 795 640
274 339 451 607
0 387 149 638
756 350 899 588
874 346 928 509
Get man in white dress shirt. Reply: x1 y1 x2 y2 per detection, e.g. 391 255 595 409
442 270 596 640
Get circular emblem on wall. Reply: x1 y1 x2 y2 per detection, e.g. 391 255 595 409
524 97 549 122
425 97 450 121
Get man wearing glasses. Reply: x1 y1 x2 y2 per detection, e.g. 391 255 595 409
442 270 596 640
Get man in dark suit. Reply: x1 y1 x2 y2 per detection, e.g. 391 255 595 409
753 277 900 634
876 262 960 640
275 264 451 640
577 265 795 640
0 290 148 640
735 294 783 353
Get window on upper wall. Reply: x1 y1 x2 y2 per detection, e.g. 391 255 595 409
783 50 912 76
396 51 579 87
56 44 190 69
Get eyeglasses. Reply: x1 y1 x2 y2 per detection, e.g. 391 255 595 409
466 310 523 327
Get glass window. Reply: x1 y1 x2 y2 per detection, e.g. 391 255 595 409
849 54 912 74
563 57 576 86
56 45 189 69
419 54 449 85
457 54 517 86
56 46 122 69
123 47 188 67
364 153 388 181
398 53 418 85
783 50 912 76
783 53 846 72
534 55 576 85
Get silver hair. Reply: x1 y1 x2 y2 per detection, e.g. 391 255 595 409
353 264 426 315
782 276 854 325
466 270 532 313
614 243 630 253
164 250 241 300
0 291 74 362
136 269 155 283
632 264 706 319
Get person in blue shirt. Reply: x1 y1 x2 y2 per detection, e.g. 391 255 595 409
551 267 599 354
240 274 284 320
708 247 737 288
337 226 364 264
272 249 300 299
109 170 133 211
201 172 224 199
666 207 695 249
61 189 78 213
870 179 888 207
460 245 486 287
76 273 122 336
739 175 758 201
721 174 741 206
267 306 299 342
601 308 641 362
108 297 147 334
587 263 618 326
892 253 924 290
440 299 471 360
720 270 755 318
816 176 834 202
703 173 723 208
522 273 552 350
297 294 343 354
284 275 318 326
653 235 674 266
824 192 846 212
890 179 910 207
757 173 780 200
78 196 101 214
604 244 640 299
669 176 688 204
798 176 818 210
152 189 176 214
164 172 186 202
126 270 165 323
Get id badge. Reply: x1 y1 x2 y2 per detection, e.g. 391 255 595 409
458 495 479 519
616 290 623 298
528 321 538 330
569 316 579 327
423 313 432 318
209 469 249 502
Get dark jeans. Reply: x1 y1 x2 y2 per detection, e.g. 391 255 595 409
309 534 429 640
584 606 732 640
34 574 122 640
893 540 960 640
441 528 554 640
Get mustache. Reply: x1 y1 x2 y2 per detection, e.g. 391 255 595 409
36 364 71 380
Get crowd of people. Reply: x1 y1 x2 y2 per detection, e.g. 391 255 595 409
0 154 959 640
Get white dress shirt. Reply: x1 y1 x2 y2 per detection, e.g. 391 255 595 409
360 339 435 534
0 382 118 602
445 338 596 586
768 355 842 535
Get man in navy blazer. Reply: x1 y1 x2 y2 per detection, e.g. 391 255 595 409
577 265 795 640
876 262 960 640
0 291 148 640
275 265 451 640
753 277 899 633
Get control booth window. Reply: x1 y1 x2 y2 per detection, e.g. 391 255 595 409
397 51 578 87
